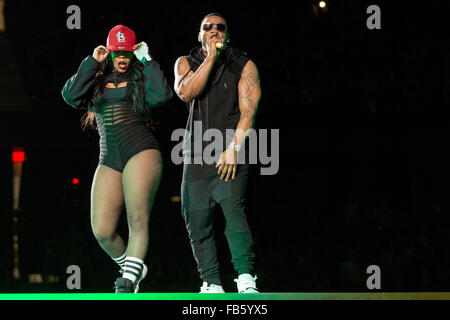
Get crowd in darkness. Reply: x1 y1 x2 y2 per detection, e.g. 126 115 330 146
0 1 450 292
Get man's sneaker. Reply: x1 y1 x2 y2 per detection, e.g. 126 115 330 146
234 274 259 293
199 282 225 293
114 277 135 293
134 264 148 293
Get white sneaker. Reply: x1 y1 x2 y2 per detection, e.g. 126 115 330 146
134 264 148 293
199 282 225 293
234 274 259 293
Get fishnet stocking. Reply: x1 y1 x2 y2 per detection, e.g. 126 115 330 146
90 149 162 261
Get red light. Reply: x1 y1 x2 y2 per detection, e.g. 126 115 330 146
72 178 79 185
12 147 25 163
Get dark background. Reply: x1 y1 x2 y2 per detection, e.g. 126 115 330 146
0 0 449 293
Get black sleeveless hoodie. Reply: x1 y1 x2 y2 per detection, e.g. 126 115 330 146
182 46 250 182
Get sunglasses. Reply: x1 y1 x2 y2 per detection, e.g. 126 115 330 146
112 51 133 59
202 23 227 32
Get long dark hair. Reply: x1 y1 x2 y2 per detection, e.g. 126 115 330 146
81 55 156 131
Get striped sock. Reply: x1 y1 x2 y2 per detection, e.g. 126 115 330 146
112 252 127 269
122 257 144 283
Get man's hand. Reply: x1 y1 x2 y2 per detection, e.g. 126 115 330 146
206 37 222 59
216 147 238 181
92 45 109 63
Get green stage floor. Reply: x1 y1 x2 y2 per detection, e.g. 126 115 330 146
1 292 450 300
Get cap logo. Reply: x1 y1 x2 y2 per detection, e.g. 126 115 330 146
116 31 126 43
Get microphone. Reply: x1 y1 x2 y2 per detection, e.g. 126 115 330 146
215 42 226 49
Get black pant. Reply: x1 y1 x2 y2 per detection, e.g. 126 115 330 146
181 165 255 286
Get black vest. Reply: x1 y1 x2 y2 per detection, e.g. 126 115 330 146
182 46 250 182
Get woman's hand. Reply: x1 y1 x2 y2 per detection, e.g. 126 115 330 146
92 45 109 63
133 42 152 63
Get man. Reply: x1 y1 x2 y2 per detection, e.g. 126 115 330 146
174 13 261 293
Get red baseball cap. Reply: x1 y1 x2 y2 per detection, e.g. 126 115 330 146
106 25 136 51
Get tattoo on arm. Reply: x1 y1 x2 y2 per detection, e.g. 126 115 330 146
176 59 182 74
240 71 258 120
176 57 192 91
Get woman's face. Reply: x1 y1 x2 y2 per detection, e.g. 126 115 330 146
111 51 133 73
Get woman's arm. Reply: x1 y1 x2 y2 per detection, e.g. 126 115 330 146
142 59 174 107
62 46 109 109
61 55 101 109
133 42 173 107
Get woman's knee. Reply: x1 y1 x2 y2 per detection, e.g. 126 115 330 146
91 223 117 243
127 209 150 232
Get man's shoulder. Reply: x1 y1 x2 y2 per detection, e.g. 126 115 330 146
175 55 189 66
224 48 251 74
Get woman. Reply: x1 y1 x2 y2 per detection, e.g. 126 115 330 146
62 25 173 293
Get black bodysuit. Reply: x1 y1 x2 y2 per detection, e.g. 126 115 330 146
62 56 173 172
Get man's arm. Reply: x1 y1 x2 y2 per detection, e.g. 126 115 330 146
216 60 261 181
173 39 220 103
173 55 216 103
234 60 261 146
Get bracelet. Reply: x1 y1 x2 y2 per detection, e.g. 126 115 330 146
229 141 241 152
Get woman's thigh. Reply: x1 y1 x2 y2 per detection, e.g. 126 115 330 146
90 165 125 234
122 149 163 218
